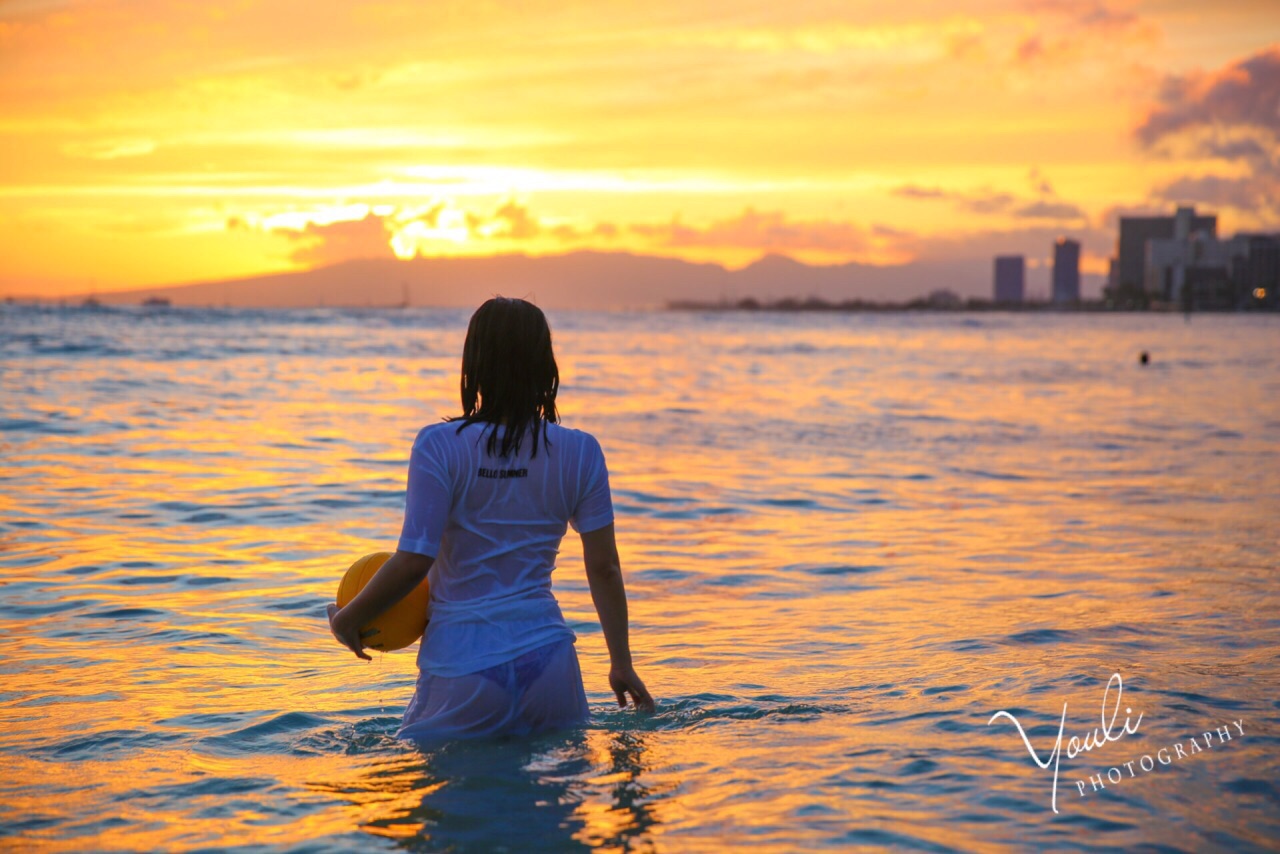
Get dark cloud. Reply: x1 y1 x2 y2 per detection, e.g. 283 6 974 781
1013 200 1086 220
893 183 1080 218
276 212 395 265
1136 46 1280 146
1153 174 1275 214
1134 46 1280 218
1199 136 1272 162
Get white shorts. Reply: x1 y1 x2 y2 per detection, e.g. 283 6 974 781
397 638 590 741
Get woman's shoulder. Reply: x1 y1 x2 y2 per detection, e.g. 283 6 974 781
547 420 589 439
546 421 604 454
414 420 457 442
412 420 476 454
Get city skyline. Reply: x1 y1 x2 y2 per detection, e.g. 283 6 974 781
984 203 1275 309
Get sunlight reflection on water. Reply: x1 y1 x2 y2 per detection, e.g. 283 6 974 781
1 305 1278 851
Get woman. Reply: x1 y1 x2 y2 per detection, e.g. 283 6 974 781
327 297 654 739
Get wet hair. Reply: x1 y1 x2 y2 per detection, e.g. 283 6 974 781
449 297 559 458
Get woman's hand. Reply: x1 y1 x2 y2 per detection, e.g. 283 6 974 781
609 664 655 712
327 603 372 661
325 551 431 661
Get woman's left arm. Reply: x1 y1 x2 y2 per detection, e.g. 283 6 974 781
327 550 434 660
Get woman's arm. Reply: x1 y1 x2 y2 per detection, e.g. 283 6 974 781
327 550 434 660
580 523 655 711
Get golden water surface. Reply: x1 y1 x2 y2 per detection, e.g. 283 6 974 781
1 306 1277 851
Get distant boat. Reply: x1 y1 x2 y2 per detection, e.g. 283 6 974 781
82 296 102 308
142 297 171 308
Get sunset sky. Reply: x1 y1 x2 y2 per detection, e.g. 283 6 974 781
1 0 1277 297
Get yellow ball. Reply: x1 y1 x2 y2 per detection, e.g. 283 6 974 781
336 552 431 652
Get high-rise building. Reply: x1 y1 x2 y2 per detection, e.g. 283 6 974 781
1052 238 1080 303
993 255 1025 303
1112 206 1216 302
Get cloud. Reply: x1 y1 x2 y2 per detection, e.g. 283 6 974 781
1198 137 1271 161
1028 166 1054 195
1019 0 1145 32
1013 200 1085 219
275 212 395 265
1152 174 1275 215
414 203 447 228
892 182 1082 219
1073 2 1142 33
872 223 912 238
1134 45 1280 218
892 184 1013 213
965 192 1017 214
629 208 876 255
892 184 948 200
460 200 609 243
1136 45 1280 146
359 199 625 260
491 200 541 239
1012 1 1157 67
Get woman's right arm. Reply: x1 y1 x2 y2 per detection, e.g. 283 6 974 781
327 550 434 660
581 523 655 712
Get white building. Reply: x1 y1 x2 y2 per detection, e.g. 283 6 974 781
1144 207 1249 303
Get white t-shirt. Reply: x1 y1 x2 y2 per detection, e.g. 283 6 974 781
397 419 614 677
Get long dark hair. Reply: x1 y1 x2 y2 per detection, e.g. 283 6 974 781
449 297 559 458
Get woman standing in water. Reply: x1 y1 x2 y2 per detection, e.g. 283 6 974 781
328 297 654 739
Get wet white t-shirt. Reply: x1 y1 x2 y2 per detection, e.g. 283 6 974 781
397 419 614 677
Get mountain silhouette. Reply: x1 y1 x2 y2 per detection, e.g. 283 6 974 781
78 250 1000 309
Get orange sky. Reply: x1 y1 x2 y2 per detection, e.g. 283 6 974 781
1 0 1277 296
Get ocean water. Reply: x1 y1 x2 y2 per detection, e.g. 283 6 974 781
1 304 1277 852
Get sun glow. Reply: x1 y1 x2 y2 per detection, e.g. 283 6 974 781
392 210 472 256
0 1 1275 297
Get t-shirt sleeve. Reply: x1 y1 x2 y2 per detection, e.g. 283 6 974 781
570 434 614 534
397 428 452 557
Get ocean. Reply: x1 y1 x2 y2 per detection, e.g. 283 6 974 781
1 304 1277 851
